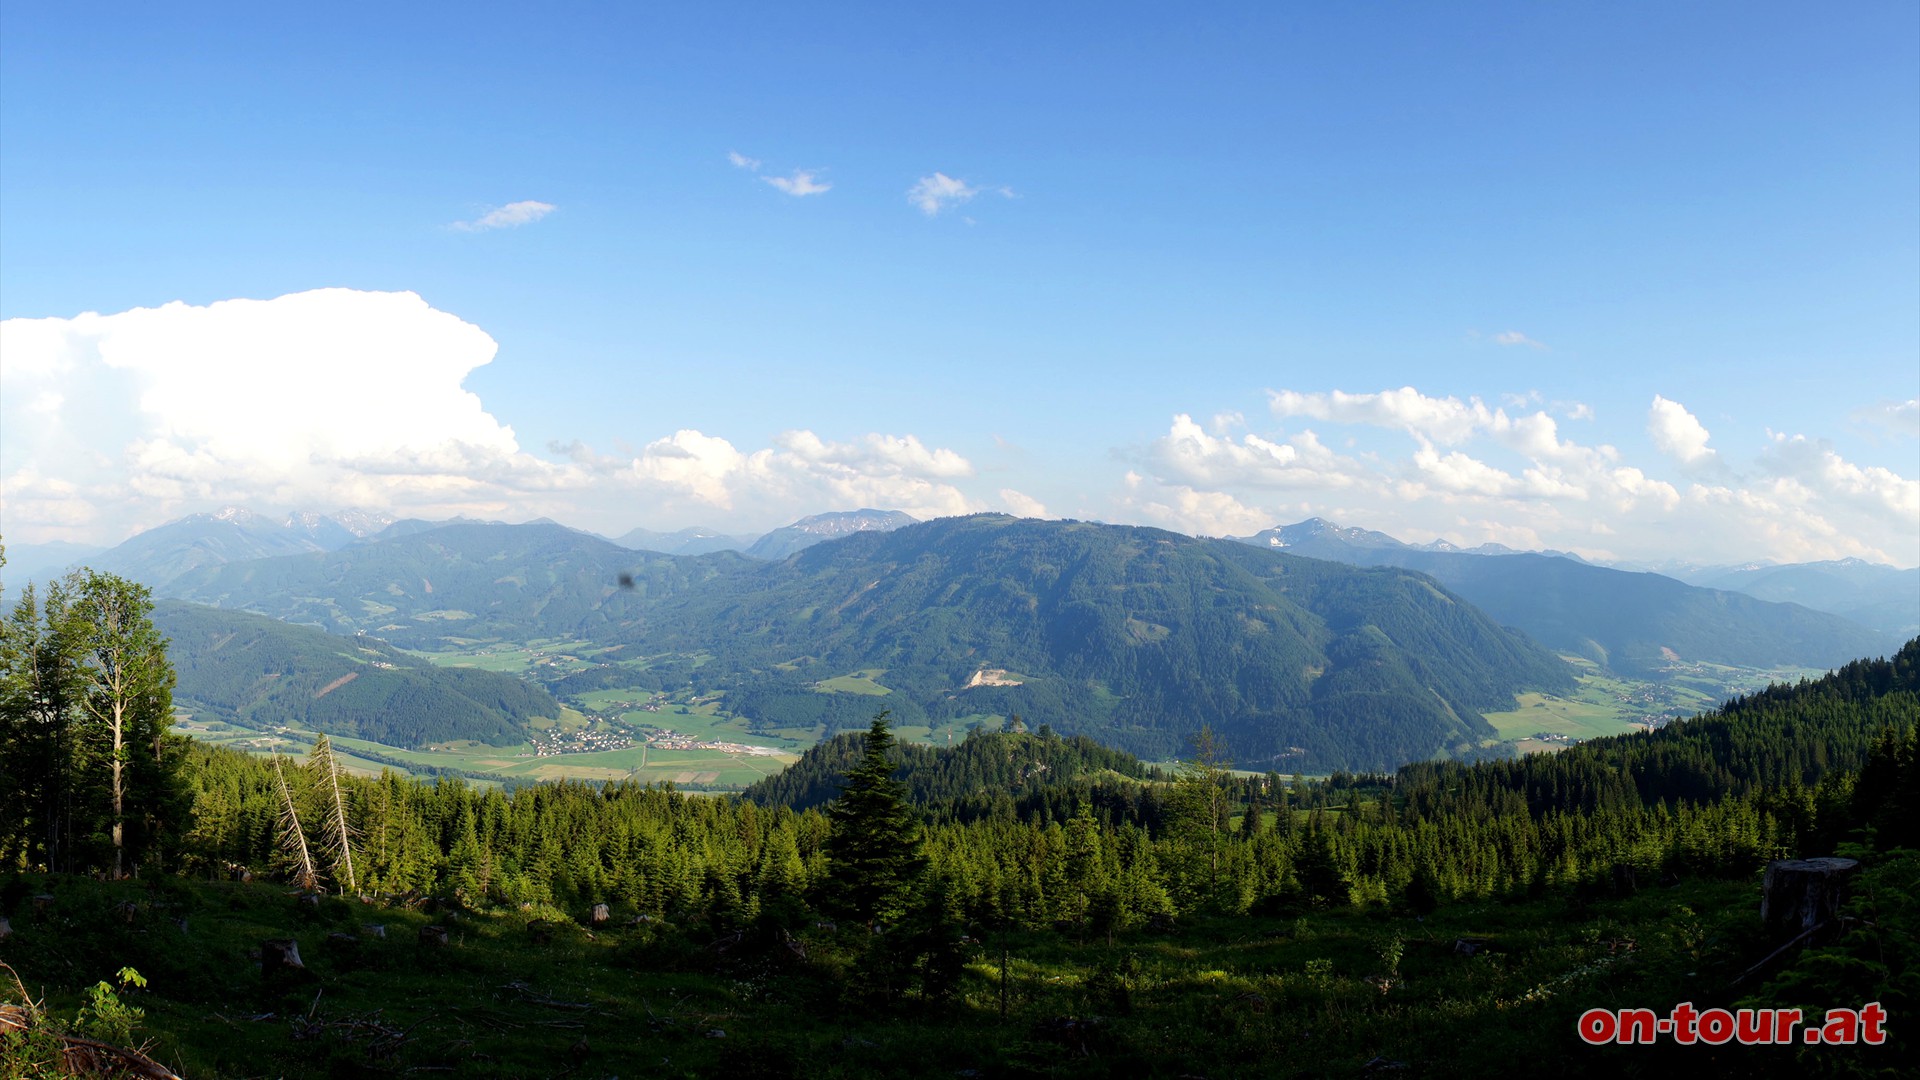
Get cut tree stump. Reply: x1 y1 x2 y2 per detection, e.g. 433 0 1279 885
589 903 610 927
261 938 305 978
419 924 449 947
0 916 11 941
1761 857 1860 943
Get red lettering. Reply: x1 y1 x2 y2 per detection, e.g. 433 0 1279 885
1578 1008 1616 1045
1671 1002 1699 1044
1860 1002 1887 1045
1735 1009 1770 1044
1618 1008 1658 1044
1774 1008 1802 1044
1697 1008 1734 1045
1821 1009 1859 1045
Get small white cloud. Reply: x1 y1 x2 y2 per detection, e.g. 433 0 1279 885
908 172 979 216
728 151 762 171
451 200 556 232
999 489 1048 518
1563 402 1595 422
1494 330 1547 349
1647 395 1719 469
764 170 831 197
1852 398 1920 438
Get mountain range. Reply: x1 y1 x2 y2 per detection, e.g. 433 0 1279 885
1234 519 1891 674
157 515 1573 769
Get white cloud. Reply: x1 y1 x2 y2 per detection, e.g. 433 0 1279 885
908 172 980 215
1646 395 1719 469
998 489 1048 518
1269 386 1499 446
0 289 564 541
451 200 556 231
764 170 831 197
1130 384 1916 565
619 428 978 519
1759 433 1920 522
1494 330 1547 349
1852 398 1920 438
728 150 762 171
0 289 985 545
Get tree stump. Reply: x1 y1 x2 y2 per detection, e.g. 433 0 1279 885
529 920 554 944
589 903 610 927
419 924 449 947
1762 857 1860 943
31 894 54 913
262 939 305 978
361 923 387 939
113 902 139 925
0 916 12 941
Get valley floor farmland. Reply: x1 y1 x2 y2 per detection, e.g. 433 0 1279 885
1481 655 1826 755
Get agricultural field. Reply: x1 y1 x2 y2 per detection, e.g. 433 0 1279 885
1484 656 1829 755
812 668 892 695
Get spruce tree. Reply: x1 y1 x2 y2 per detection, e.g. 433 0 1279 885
824 712 926 925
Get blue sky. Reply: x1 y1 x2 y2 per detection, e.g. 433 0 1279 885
2 2 1916 566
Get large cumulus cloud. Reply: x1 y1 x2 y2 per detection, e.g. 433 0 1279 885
0 289 1005 543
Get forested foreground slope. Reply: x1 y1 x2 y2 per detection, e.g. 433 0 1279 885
166 515 1575 770
2 642 1914 1077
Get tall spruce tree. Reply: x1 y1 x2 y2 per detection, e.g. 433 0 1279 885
824 712 926 925
70 572 181 878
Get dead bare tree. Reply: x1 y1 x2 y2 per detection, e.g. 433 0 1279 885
272 755 318 891
308 736 358 895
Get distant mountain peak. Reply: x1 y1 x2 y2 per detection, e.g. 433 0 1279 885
745 509 919 560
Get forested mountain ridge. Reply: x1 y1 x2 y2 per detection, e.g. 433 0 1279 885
617 515 1573 767
161 516 1573 771
1235 522 1886 675
1395 637 1920 829
744 727 1153 814
156 600 562 747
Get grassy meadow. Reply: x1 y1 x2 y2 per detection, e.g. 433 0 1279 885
0 871 1807 1080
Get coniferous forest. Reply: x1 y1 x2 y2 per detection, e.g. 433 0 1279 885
1 569 1916 1077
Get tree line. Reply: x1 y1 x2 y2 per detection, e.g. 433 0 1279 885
0 558 190 878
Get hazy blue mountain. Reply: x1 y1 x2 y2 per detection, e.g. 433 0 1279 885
1234 521 1886 675
155 600 561 747
743 509 918 560
1700 559 1920 638
162 521 733 645
87 509 331 587
611 525 753 556
72 507 392 588
0 540 108 587
164 516 1573 771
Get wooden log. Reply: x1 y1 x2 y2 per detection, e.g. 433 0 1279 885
261 938 305 978
31 894 54 913
419 924 449 947
1762 857 1860 943
361 923 387 939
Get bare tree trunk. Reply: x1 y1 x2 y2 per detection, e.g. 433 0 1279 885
111 696 125 880
274 757 318 891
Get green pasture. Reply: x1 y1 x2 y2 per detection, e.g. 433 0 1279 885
813 668 893 695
